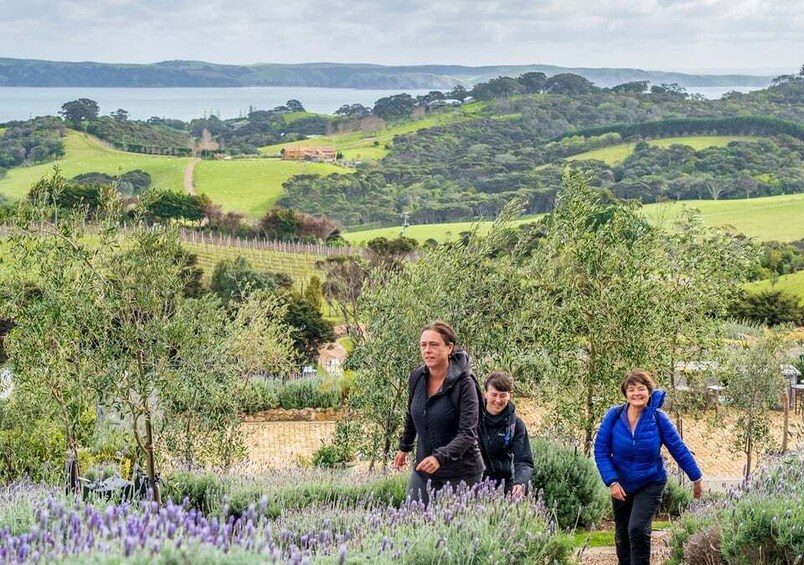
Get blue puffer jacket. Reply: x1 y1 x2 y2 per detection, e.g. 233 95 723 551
594 390 702 493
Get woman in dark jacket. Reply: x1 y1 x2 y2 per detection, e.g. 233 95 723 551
594 369 703 565
393 321 485 504
480 371 533 497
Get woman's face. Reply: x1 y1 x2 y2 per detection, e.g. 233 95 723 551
625 382 650 409
484 385 511 416
419 330 453 372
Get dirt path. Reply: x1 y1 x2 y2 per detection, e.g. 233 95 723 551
183 158 200 195
580 531 672 564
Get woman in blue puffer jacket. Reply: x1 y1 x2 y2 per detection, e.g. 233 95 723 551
594 369 702 565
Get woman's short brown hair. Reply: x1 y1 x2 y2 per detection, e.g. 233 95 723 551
420 320 458 347
484 370 513 392
621 368 655 397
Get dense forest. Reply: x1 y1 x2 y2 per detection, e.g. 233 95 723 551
278 77 804 226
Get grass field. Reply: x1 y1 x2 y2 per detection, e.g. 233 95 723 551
745 270 804 303
0 131 190 200
344 192 804 244
644 193 804 242
193 158 344 218
260 107 478 162
565 136 758 166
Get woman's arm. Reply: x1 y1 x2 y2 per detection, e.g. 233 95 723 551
512 417 534 486
593 407 620 487
656 410 702 482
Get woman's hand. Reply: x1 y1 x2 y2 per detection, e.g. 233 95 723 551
393 451 409 470
609 481 626 501
510 484 525 498
415 455 441 474
692 479 703 499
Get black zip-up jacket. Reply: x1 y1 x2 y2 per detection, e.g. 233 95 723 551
398 352 485 481
480 402 534 488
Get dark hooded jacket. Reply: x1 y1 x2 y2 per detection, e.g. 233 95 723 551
594 389 702 493
399 351 485 481
480 401 534 488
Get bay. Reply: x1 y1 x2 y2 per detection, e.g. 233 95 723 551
0 86 433 123
0 85 766 124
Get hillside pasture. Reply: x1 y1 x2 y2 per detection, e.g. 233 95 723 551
644 193 804 242
260 107 477 162
193 158 344 218
0 131 189 200
343 192 804 244
744 270 804 303
565 135 758 165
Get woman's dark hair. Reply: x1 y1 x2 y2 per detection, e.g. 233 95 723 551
621 368 655 396
484 370 513 392
420 320 458 347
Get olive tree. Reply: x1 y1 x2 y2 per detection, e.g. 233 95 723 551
725 328 790 482
650 211 757 436
1 169 296 495
519 174 756 452
348 209 527 467
519 173 669 453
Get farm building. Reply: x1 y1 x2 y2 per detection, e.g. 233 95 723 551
282 145 337 161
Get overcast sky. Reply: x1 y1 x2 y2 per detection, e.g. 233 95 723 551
1 0 801 75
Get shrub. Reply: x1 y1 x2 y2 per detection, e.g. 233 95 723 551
275 375 342 410
162 471 224 515
530 439 609 529
312 420 358 468
720 496 804 564
659 475 694 517
668 508 722 565
0 416 67 483
236 378 280 414
0 479 572 564
669 450 804 565
236 375 347 414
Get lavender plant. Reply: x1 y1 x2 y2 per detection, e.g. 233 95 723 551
668 449 804 564
0 479 573 564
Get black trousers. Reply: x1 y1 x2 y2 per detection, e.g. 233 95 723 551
407 471 483 506
612 481 666 565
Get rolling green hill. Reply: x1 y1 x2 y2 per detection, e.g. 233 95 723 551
745 271 804 304
565 135 758 165
194 158 344 218
0 131 345 219
343 192 804 245
0 131 189 200
260 105 483 162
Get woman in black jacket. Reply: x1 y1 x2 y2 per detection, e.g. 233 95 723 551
393 321 485 504
480 371 534 497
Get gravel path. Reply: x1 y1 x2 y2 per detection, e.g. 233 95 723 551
579 530 671 565
183 158 199 195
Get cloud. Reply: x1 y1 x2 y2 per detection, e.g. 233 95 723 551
0 0 800 72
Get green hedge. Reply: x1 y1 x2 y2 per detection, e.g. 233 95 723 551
530 439 610 530
237 374 345 414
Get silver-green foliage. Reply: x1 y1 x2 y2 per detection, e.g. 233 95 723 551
348 207 526 463
349 171 757 460
0 168 297 489
725 327 791 480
